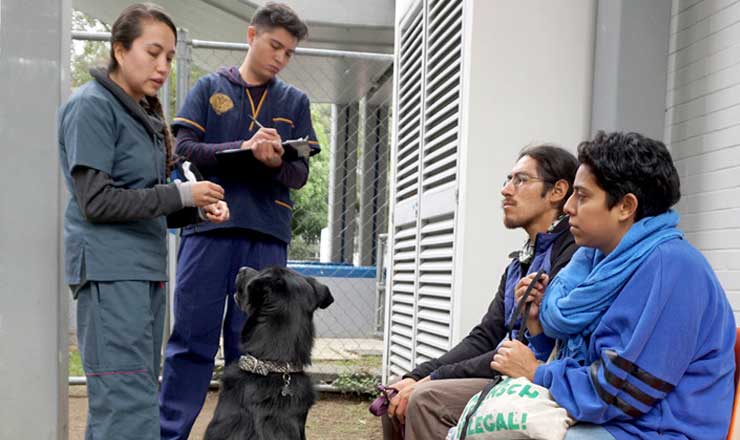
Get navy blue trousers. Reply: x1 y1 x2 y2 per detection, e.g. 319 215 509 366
159 231 286 440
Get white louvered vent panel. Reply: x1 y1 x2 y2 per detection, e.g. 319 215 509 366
388 221 419 378
387 0 465 381
414 214 454 364
422 0 463 192
394 7 425 204
386 3 426 381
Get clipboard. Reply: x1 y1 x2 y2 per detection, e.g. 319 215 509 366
215 136 316 176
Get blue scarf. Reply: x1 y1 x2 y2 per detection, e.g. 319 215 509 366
539 210 683 364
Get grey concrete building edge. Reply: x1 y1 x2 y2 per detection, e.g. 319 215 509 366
0 0 71 438
591 0 672 140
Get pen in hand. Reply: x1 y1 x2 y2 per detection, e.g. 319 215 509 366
248 114 265 130
245 115 283 166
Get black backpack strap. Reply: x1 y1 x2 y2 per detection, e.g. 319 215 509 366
459 269 546 439
516 302 533 343
506 268 546 341
458 376 502 440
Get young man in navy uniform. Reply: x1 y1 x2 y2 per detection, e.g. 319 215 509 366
159 4 319 438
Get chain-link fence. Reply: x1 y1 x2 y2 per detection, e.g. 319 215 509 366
69 29 394 392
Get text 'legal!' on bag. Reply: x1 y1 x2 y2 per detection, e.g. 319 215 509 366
447 376 574 440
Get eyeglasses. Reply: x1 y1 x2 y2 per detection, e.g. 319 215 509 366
503 173 545 188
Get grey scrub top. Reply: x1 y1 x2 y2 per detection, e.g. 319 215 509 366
58 79 168 284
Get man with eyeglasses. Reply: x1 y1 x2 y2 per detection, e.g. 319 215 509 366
382 145 580 440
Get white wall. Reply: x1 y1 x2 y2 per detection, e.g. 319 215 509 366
665 0 740 320
452 0 597 342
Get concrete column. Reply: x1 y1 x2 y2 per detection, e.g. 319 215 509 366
358 104 390 266
0 1 71 438
591 0 672 140
327 102 360 264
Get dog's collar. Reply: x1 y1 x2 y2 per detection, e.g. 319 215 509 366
238 354 303 376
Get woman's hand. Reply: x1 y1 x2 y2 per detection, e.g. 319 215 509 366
202 201 229 223
190 181 225 206
514 272 549 335
490 340 539 381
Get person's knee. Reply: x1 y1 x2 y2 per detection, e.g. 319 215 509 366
165 331 220 362
407 381 444 417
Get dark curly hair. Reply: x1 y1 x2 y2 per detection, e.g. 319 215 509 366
577 131 681 221
251 2 308 41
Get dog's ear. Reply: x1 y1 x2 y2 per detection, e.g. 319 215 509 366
234 266 260 311
306 277 334 310
236 266 259 287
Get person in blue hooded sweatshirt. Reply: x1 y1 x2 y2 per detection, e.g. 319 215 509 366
492 131 736 439
158 3 319 439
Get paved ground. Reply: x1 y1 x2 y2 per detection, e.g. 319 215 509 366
312 338 385 360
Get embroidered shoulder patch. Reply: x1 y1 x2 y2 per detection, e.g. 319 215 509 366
209 93 234 115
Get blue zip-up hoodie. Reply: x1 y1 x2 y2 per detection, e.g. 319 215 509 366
534 238 736 439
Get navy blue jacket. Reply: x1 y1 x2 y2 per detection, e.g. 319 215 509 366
406 219 577 380
172 67 319 243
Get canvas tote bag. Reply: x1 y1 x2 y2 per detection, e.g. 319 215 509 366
447 269 574 440
448 376 574 440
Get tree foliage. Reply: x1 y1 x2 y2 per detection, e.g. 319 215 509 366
288 104 331 259
71 11 109 88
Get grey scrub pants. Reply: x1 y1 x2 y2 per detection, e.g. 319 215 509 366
76 280 166 440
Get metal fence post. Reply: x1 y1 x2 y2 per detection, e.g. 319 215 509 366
359 103 390 266
176 28 191 112
159 73 171 122
328 101 360 264
375 233 388 336
165 30 186 350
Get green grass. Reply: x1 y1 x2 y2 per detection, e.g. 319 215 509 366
69 348 84 376
320 356 382 396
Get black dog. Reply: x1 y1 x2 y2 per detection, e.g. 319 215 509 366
204 266 334 440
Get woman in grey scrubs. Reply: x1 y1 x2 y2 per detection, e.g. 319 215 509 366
58 4 229 439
